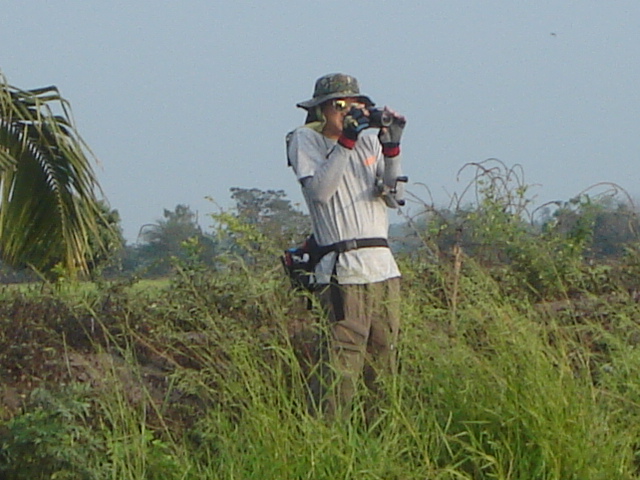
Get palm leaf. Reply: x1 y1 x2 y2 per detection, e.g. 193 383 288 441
0 72 116 277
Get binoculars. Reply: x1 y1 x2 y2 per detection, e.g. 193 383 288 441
368 108 394 128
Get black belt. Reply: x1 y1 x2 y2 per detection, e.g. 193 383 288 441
316 237 389 259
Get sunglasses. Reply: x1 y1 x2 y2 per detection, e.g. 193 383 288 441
332 99 365 112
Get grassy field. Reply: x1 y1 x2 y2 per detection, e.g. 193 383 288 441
3 170 640 479
1 242 640 480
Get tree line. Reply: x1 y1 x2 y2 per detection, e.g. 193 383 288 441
2 74 639 290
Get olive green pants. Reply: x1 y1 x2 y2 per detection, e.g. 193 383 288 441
310 277 401 419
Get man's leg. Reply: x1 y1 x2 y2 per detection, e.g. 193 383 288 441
364 277 401 392
317 283 371 419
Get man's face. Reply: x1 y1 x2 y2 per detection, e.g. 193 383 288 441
321 97 363 136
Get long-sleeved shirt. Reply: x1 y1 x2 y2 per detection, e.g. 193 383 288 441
287 126 401 284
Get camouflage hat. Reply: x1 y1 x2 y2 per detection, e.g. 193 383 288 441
296 73 374 110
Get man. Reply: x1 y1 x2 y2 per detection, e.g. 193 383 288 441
287 73 407 418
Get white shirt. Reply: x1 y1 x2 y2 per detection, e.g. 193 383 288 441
287 126 401 285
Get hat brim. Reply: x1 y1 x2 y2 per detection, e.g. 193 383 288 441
296 93 375 110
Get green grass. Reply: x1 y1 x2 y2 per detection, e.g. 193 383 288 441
2 255 640 479
0 276 170 297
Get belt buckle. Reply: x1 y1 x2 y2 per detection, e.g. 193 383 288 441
344 239 358 252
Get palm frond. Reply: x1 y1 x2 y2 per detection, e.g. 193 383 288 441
0 72 117 277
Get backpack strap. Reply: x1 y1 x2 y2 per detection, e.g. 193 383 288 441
285 130 294 167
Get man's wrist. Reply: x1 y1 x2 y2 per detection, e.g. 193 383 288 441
338 134 357 149
382 142 400 157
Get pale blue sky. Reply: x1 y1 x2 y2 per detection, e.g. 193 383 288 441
2 1 639 241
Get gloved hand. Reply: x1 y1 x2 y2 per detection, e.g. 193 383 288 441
338 106 370 149
378 108 406 157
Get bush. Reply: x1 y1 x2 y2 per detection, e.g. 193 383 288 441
3 166 640 478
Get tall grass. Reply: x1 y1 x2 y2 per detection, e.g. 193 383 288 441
158 264 639 479
3 216 640 477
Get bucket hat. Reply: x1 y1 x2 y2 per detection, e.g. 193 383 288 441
296 73 374 109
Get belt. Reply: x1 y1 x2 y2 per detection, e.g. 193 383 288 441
316 237 389 260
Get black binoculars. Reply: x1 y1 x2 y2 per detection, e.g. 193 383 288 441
368 108 393 128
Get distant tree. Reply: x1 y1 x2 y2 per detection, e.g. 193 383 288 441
136 204 216 275
229 187 311 244
0 73 117 278
546 196 640 259
139 204 202 251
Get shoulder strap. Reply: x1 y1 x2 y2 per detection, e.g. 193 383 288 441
285 130 294 167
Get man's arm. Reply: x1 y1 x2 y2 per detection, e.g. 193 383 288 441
289 107 370 204
287 129 352 204
378 108 407 208
299 144 352 203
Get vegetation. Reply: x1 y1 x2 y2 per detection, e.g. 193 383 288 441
0 73 119 279
7 69 639 477
132 204 218 277
2 162 640 479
